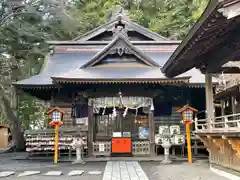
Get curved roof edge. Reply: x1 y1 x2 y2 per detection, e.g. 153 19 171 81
162 0 219 77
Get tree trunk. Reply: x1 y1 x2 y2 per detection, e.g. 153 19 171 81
0 86 25 151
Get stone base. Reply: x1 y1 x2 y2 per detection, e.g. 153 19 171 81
72 160 86 164
161 159 172 164
210 165 240 180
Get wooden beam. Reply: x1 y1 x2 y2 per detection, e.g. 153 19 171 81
148 110 155 156
212 138 224 154
198 136 210 152
221 100 225 116
208 67 240 74
202 26 240 73
228 139 240 158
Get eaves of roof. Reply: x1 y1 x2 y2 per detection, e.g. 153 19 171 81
162 0 219 77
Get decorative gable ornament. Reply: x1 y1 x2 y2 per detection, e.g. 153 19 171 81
47 107 64 127
81 34 159 68
112 22 128 39
109 41 132 56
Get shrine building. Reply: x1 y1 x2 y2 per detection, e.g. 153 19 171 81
162 0 240 174
14 8 211 158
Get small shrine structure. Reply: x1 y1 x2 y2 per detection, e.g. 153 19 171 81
14 7 210 157
162 0 240 174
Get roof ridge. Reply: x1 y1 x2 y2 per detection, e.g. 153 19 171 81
73 14 169 42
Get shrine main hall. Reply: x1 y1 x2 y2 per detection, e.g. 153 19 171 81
14 8 210 157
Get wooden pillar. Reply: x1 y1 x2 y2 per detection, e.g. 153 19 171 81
231 96 237 114
87 100 94 157
220 100 225 116
205 73 215 126
148 110 155 156
15 88 20 118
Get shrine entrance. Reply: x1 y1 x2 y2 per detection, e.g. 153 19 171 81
89 94 154 157
95 109 149 141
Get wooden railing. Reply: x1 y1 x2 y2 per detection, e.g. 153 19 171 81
195 113 240 133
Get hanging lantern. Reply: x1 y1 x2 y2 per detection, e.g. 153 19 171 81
177 105 198 124
47 107 64 127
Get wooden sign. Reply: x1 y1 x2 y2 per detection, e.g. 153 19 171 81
99 143 105 152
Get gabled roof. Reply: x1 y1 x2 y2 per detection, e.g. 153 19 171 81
73 15 168 42
52 67 191 84
12 44 178 87
176 105 198 113
81 33 160 68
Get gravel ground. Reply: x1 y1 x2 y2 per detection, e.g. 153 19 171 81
141 161 228 180
0 153 229 180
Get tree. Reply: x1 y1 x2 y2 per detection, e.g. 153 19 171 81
0 0 83 150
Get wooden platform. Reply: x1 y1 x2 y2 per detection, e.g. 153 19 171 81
196 114 240 173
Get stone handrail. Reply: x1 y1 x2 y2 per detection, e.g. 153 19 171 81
195 113 240 133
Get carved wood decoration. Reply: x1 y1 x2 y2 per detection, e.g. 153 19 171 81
198 136 210 152
228 139 240 159
108 40 132 56
81 33 159 68
199 136 222 154
201 27 240 73
112 22 128 39
212 138 224 154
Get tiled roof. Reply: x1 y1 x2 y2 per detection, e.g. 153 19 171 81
53 67 172 80
14 44 215 86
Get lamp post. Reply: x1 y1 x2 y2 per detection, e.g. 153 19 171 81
160 128 172 164
177 105 198 164
72 137 86 164
47 107 64 164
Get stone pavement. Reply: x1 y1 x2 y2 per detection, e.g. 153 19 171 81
102 161 149 180
0 161 105 180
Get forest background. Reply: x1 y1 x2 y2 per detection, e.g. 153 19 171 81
0 0 208 149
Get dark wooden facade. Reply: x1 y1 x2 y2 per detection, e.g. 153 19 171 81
15 8 208 157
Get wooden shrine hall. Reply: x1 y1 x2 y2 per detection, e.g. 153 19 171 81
162 0 240 173
14 7 210 158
